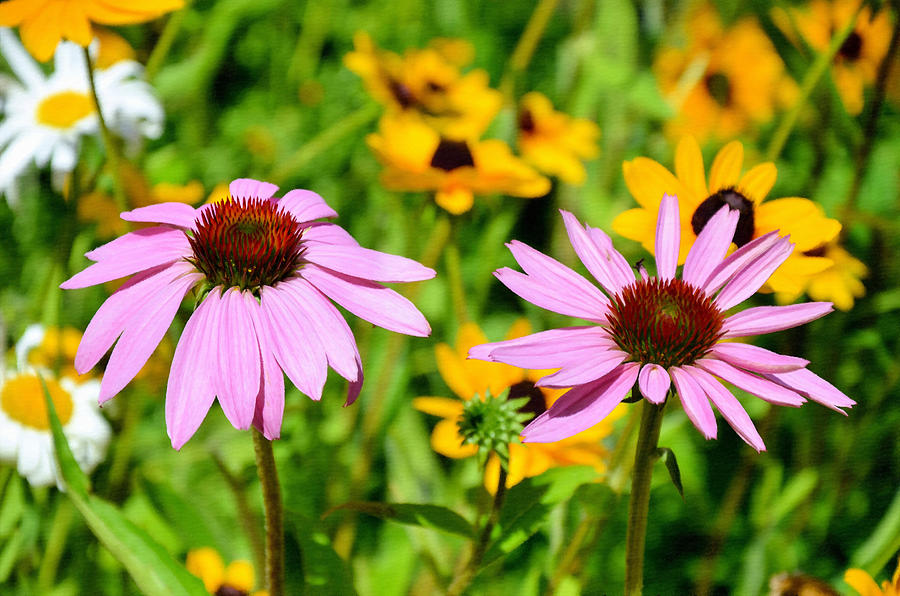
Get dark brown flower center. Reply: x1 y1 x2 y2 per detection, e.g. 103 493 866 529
389 79 417 108
839 31 863 61
430 139 475 171
215 586 248 596
518 108 536 134
803 243 827 258
691 186 755 247
607 278 724 368
508 380 547 419
705 72 732 107
189 197 305 292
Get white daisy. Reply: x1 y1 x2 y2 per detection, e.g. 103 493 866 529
0 28 163 201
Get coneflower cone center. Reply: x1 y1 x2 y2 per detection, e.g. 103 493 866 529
189 197 304 291
607 278 724 368
692 186 755 247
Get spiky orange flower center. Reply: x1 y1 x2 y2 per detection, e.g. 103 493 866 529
691 186 755 247
189 197 304 291
607 278 724 368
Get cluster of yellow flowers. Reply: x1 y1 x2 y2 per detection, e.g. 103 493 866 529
345 33 600 214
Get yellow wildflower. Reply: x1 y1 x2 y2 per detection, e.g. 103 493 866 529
414 320 620 493
185 547 267 596
612 136 842 295
845 557 900 596
516 91 600 185
775 240 867 310
367 115 550 215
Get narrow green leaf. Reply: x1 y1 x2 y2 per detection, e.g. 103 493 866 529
39 374 89 497
850 484 900 573
324 502 475 539
288 513 357 596
657 447 684 499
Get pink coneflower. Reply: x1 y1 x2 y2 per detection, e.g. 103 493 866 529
469 194 853 451
62 178 435 449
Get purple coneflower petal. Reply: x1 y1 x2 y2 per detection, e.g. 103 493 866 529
469 327 615 369
494 267 608 324
682 206 738 288
507 240 611 308
523 363 639 443
277 188 338 222
687 365 765 451
98 266 203 402
251 332 286 441
230 178 278 200
715 236 793 311
303 244 436 282
709 342 808 374
62 228 191 288
300 265 431 337
638 363 671 404
764 368 856 413
215 289 263 430
701 231 780 294
655 194 680 280
120 203 197 228
722 302 834 338
588 227 636 289
166 292 220 450
536 349 627 388
697 358 806 407
260 284 328 400
560 210 632 295
82 226 187 263
301 222 359 246
670 366 717 439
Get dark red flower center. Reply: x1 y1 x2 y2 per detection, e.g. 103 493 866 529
430 139 475 171
607 277 724 368
189 197 305 292
704 72 732 107
508 380 547 419
839 31 863 61
215 586 248 596
691 186 755 247
518 108 536 134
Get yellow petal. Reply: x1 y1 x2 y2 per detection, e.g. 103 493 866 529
431 418 478 459
708 141 744 193
412 396 464 419
435 343 477 400
224 560 255 592
622 157 686 210
755 198 842 251
844 568 882 596
186 548 225 593
611 207 657 251
455 322 489 356
675 136 708 199
737 162 777 202
435 186 474 214
504 318 532 341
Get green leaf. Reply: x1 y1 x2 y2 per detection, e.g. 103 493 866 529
324 502 475 539
483 466 598 565
288 513 357 596
850 484 900 574
41 377 208 596
657 447 684 499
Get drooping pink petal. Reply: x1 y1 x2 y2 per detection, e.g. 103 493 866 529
682 206 739 288
697 358 806 407
469 326 616 369
300 222 359 246
686 365 765 451
494 268 608 324
709 342 808 374
535 350 627 388
654 194 680 281
638 363 671 404
215 289 263 430
764 368 855 413
62 228 191 289
560 210 633 294
259 284 328 401
701 231 780 294
251 340 285 441
507 240 611 309
300 265 431 336
722 302 834 338
74 261 197 375
280 277 360 383
229 178 278 200
302 244 435 282
120 203 197 228
98 267 203 402
278 188 338 222
523 362 640 443
715 236 794 310
670 366 717 439
166 292 220 450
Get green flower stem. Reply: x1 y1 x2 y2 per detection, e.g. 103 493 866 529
36 497 74 591
145 3 191 83
82 47 128 213
445 224 469 324
765 7 862 162
624 399 666 596
447 464 509 596
499 0 561 100
214 453 266 580
252 429 285 596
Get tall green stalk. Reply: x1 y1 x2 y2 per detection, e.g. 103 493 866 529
252 429 285 596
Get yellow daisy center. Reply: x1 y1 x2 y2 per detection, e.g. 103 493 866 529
36 91 95 129
1 374 74 429
691 186 755 247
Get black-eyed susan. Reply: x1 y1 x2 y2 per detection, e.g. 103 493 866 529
185 547 267 596
516 91 600 186
413 320 620 493
344 32 502 140
0 0 184 63
776 0 893 115
775 239 867 310
367 114 550 215
655 6 796 141
612 137 842 295
845 557 900 596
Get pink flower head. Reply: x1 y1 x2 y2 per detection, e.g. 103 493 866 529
469 194 853 451
62 178 435 449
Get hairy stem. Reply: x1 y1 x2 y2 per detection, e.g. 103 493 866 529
253 429 285 596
